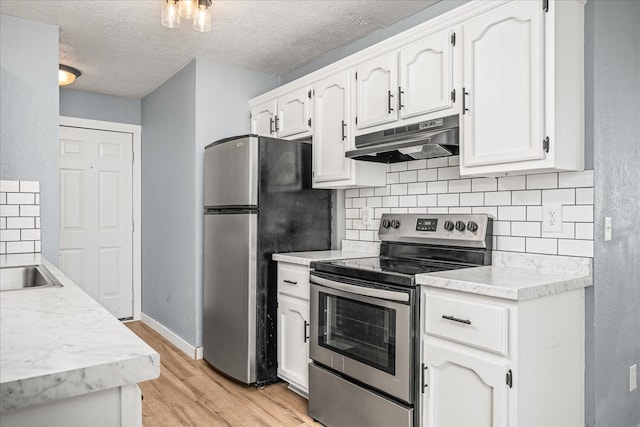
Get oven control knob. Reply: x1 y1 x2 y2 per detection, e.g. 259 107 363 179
382 219 391 228
455 221 466 231
391 220 401 229
444 220 455 231
467 221 479 232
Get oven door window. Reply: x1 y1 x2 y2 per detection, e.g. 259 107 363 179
318 292 396 375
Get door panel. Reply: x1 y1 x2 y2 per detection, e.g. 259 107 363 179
203 212 257 384
59 126 133 319
204 136 258 207
278 294 310 390
251 100 276 136
277 89 311 138
356 52 398 129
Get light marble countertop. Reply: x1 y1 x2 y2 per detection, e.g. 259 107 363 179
272 250 375 266
0 254 160 412
416 265 592 301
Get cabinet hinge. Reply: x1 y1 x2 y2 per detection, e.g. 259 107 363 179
450 89 456 103
506 369 513 388
543 136 550 153
131 151 135 163
308 118 312 127
308 89 312 99
249 112 252 119
451 32 456 46
132 220 135 233
355 72 358 80
355 116 358 125
543 0 549 13
421 364 429 393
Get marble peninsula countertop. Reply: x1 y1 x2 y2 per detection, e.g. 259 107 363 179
272 250 374 266
416 262 592 301
0 254 160 412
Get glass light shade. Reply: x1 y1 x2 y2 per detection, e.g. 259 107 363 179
162 0 180 28
58 65 81 86
193 2 212 32
179 0 197 19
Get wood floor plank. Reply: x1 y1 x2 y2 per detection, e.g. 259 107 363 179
126 321 321 427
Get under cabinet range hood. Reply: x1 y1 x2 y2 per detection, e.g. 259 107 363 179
346 114 459 163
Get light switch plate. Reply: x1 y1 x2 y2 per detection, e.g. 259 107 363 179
630 364 637 392
604 217 612 241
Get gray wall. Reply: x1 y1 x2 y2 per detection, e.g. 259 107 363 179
141 59 278 347
60 88 141 125
590 1 640 426
0 14 59 263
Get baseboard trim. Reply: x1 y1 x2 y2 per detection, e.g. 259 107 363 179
140 313 203 360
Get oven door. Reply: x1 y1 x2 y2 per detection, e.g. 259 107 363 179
310 272 414 403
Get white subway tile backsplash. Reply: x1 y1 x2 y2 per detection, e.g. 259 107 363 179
417 169 438 182
498 175 526 191
6 193 35 205
427 181 448 194
399 195 417 207
558 239 593 257
527 206 543 221
360 188 375 197
20 205 40 217
19 181 40 193
344 198 353 208
367 197 383 208
472 206 498 217
0 205 19 217
559 170 593 188
437 194 460 207
448 156 460 166
0 217 5 229
542 222 575 239
0 230 20 242
382 197 399 208
399 170 418 183
471 177 497 192
576 188 594 205
493 221 511 236
345 209 360 219
526 173 558 189
390 208 409 214
512 190 541 206
0 192 6 205
511 221 541 237
449 207 472 214
542 189 575 205
408 207 429 214
387 173 400 184
6 217 35 229
375 208 391 218
359 230 375 241
6 241 34 254
353 198 367 208
407 182 427 195
484 191 511 206
428 207 449 214
498 206 526 221
35 218 40 228
575 223 594 240
438 166 459 181
448 179 471 193
390 184 408 195
417 195 437 207
407 160 427 170
21 229 41 241
374 186 390 197
460 192 484 207
345 230 359 240
563 205 594 222
0 180 19 192
496 236 526 252
427 157 448 168
390 162 408 172
345 189 360 198
35 194 40 205
34 241 41 252
526 238 558 255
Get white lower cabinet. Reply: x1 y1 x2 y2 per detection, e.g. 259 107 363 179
276 262 311 397
420 286 585 427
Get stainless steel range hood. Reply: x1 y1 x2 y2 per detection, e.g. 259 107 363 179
346 115 459 163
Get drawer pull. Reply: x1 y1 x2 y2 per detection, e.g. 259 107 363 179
283 279 298 285
442 315 471 325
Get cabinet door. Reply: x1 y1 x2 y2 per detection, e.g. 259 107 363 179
356 51 398 129
277 294 310 393
250 100 276 136
399 29 454 119
422 341 510 427
277 88 312 138
313 72 352 183
461 0 544 168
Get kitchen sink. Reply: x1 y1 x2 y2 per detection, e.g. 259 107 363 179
0 265 63 291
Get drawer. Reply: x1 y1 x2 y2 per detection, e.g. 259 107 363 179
277 263 311 300
424 291 509 355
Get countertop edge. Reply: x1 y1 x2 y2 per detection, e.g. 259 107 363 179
272 250 375 266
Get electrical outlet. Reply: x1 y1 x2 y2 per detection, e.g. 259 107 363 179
631 364 637 392
542 204 563 232
361 207 373 227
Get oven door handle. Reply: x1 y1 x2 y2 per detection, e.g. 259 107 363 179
310 275 409 303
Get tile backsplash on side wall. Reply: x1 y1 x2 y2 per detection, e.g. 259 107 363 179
0 180 41 254
345 156 594 258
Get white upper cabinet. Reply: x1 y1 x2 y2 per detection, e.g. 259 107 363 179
250 87 312 139
399 29 455 120
355 52 398 129
313 71 386 188
460 0 585 176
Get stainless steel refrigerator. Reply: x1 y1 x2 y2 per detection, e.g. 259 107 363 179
203 135 332 386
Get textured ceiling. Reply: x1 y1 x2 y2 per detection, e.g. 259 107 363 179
0 0 439 98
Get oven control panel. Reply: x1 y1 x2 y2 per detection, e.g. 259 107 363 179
378 214 492 248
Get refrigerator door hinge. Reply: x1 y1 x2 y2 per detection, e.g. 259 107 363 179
308 118 312 127
421 364 429 393
451 32 456 46
543 0 549 13
451 89 456 103
543 136 550 153
506 369 513 388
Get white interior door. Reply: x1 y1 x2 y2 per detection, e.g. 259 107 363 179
59 125 133 319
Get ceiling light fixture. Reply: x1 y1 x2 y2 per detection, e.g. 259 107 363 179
58 64 81 86
162 0 212 33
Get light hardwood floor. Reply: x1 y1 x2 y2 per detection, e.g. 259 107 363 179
126 321 321 427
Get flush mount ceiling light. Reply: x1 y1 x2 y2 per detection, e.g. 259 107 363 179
58 64 81 86
162 0 213 32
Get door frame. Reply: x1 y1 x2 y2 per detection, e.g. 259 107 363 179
59 116 142 320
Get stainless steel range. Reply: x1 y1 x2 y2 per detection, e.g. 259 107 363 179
308 213 493 427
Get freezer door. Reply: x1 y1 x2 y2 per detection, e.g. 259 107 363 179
203 212 257 384
204 136 258 207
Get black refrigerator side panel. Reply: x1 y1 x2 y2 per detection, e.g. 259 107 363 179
255 137 333 385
